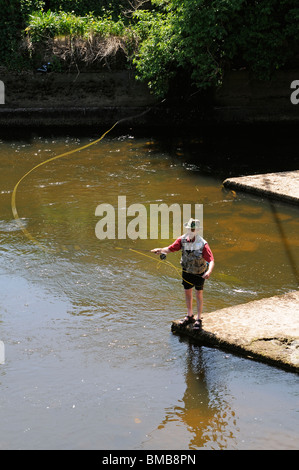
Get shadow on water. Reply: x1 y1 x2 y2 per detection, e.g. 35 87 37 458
1 121 299 177
148 122 299 178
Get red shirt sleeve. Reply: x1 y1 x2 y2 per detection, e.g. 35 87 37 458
202 243 214 262
167 236 182 252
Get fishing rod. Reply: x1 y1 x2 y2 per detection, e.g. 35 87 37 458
116 246 167 261
123 246 205 288
131 248 166 260
136 250 167 260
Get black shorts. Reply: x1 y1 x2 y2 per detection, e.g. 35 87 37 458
182 270 205 290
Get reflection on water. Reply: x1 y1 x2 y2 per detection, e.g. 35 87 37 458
0 134 298 450
147 344 238 450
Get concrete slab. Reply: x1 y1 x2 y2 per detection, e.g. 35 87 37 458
171 290 299 373
223 170 299 205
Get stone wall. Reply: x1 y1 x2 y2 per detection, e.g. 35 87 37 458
0 70 156 108
0 68 298 128
213 69 299 123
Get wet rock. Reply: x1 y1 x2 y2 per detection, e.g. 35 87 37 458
223 171 299 205
172 290 299 373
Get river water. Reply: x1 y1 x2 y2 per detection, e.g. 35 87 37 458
0 130 298 450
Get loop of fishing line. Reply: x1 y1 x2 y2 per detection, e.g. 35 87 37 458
11 98 198 287
11 120 120 252
11 103 164 252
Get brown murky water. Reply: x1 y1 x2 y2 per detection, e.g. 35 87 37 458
0 132 298 450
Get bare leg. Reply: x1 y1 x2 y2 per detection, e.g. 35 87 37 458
195 289 203 320
184 288 193 317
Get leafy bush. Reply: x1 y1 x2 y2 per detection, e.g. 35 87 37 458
1 0 298 95
42 0 128 18
0 1 43 68
26 10 127 40
133 0 299 97
132 9 177 97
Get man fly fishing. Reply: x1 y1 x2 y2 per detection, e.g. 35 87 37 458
151 218 214 331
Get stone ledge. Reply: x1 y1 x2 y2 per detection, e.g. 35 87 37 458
223 170 299 205
171 290 299 373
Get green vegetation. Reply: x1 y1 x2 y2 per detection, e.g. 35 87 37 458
133 0 299 96
0 0 298 97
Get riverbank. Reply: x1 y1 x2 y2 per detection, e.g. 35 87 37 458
172 290 299 373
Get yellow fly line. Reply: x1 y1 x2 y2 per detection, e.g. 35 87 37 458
11 120 120 252
10 103 204 287
116 246 202 287
11 103 161 251
130 247 182 278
